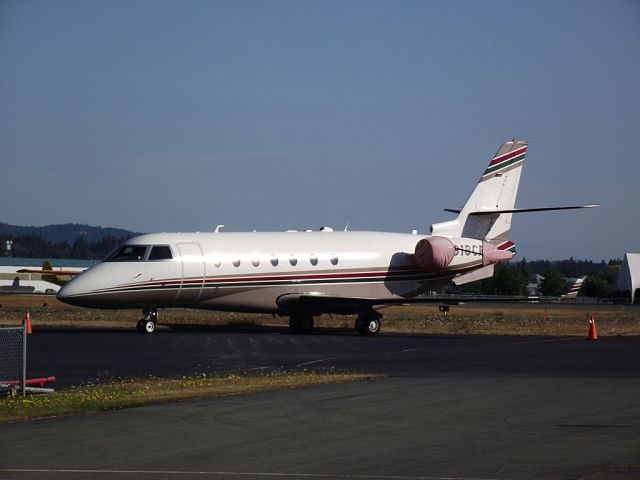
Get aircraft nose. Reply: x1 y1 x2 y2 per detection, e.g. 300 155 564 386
56 278 90 306
56 283 71 301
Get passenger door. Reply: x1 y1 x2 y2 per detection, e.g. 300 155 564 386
175 242 205 305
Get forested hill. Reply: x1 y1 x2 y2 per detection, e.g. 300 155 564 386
0 222 139 244
0 222 141 259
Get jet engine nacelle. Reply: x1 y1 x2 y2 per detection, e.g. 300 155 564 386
413 236 456 272
414 236 514 272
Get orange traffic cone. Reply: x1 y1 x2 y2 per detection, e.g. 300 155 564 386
25 308 32 335
587 315 597 340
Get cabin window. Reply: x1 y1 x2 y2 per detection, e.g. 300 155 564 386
330 254 338 266
105 245 148 262
270 255 279 267
148 246 173 261
289 255 297 266
232 258 241 267
213 258 222 268
252 258 260 267
310 254 318 266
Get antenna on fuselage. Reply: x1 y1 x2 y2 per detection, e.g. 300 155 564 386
215 225 224 233
344 222 349 232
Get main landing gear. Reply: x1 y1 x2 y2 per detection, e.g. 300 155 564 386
355 311 382 336
288 311 382 335
136 308 158 334
289 314 315 334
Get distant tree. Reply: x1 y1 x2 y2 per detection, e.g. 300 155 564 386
482 263 528 295
51 241 72 258
539 267 565 296
581 275 611 298
98 235 121 258
1 228 133 259
71 237 91 259
558 256 578 277
519 257 532 281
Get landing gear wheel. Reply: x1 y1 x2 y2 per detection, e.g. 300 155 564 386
143 319 156 334
299 316 314 334
364 317 381 335
289 315 314 334
137 308 158 334
356 315 381 335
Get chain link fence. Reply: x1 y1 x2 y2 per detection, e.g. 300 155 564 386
0 324 26 396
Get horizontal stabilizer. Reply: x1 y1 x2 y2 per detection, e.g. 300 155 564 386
452 265 495 285
445 204 600 216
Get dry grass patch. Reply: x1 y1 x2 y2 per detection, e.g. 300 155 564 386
0 371 381 424
1 295 638 336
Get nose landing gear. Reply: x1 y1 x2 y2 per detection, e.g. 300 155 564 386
136 308 158 334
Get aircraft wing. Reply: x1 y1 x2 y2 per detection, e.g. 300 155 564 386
16 269 84 276
277 293 543 315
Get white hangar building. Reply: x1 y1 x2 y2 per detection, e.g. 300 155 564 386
617 253 640 303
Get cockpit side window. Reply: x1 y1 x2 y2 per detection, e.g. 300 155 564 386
148 246 173 261
105 245 149 262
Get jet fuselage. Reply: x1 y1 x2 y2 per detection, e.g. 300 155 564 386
58 230 487 313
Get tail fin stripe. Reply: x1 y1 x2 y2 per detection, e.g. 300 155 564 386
483 154 525 177
488 146 527 167
496 240 516 252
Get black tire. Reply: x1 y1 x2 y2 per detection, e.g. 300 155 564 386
143 320 156 334
365 318 381 335
289 315 314 334
136 319 145 333
289 316 300 333
356 317 381 335
299 316 314 334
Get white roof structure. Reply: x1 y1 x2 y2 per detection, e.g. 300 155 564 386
617 253 640 303
0 265 85 294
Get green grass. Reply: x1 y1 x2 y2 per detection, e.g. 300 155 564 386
0 371 381 424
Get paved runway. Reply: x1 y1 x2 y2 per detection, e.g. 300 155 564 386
1 329 640 480
19 328 640 385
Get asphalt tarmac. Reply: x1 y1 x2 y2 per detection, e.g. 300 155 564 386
1 329 639 480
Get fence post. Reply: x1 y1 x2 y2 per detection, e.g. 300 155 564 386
22 319 27 398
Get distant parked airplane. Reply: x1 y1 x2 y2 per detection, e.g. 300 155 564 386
57 140 598 334
562 275 587 299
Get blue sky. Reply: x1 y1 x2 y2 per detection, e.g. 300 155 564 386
1 0 638 260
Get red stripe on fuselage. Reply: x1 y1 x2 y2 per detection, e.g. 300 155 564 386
91 263 485 295
105 269 418 291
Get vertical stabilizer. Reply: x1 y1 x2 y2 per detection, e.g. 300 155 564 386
563 275 587 299
431 140 527 244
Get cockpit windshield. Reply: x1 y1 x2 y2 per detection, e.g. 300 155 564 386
104 245 174 262
105 245 149 262
148 246 173 260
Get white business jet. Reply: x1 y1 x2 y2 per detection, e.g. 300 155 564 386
57 140 597 334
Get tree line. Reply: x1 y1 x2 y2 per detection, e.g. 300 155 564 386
454 257 625 299
1 233 128 260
